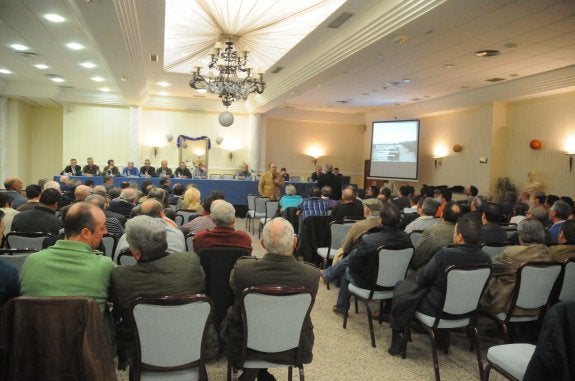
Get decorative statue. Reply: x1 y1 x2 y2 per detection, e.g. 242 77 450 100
524 170 543 195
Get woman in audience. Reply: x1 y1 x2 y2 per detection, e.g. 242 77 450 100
178 186 202 212
279 184 302 212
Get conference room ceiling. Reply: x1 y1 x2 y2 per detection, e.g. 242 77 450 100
0 0 574 116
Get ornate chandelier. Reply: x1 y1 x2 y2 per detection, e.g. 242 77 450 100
189 39 265 107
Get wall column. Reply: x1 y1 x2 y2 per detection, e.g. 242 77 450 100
247 113 261 173
128 106 142 164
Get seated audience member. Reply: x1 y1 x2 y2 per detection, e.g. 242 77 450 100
192 200 252 254
545 195 560 210
115 199 185 257
236 163 252 180
180 195 217 235
480 218 551 315
86 194 124 238
280 167 290 181
102 176 114 191
2 177 27 209
178 186 202 211
364 185 380 199
17 184 42 212
43 180 61 192
404 197 440 234
19 202 115 313
378 187 392 204
326 198 383 267
61 158 82 176
75 184 92 202
549 220 575 261
168 183 184 206
11 188 62 235
480 202 508 244
334 167 343 177
111 215 215 367
434 188 452 218
329 203 411 316
82 157 100 176
0 210 19 306
155 160 173 178
403 195 420 215
85 179 95 187
465 185 479 200
174 161 192 178
392 185 411 210
226 217 319 381
320 186 337 209
297 186 328 220
139 159 155 177
388 217 491 355
410 201 461 270
517 191 532 208
109 188 139 219
146 187 176 224
331 187 364 222
317 163 342 200
534 191 546 207
102 159 120 177
510 202 529 225
0 193 19 236
122 161 139 177
528 205 551 228
310 165 322 182
59 178 79 207
501 191 518 221
158 176 171 194
279 184 303 212
548 200 572 243
192 162 208 178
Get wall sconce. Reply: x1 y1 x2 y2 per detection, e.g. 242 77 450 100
152 146 159 157
567 153 575 172
432 156 442 169
564 136 575 172
433 145 448 169
312 156 319 166
228 151 233 160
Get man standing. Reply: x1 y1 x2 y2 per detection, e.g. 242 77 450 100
139 159 156 177
19 202 115 313
122 161 139 177
82 157 100 176
174 162 192 178
155 160 173 178
193 200 252 253
227 218 319 381
11 188 63 235
61 158 82 176
2 177 27 209
318 163 342 200
258 163 284 200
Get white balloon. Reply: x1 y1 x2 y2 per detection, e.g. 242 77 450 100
215 136 224 145
218 111 234 127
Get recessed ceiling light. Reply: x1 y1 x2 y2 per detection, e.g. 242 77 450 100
474 49 500 57
158 81 170 87
159 91 169 96
0 69 12 74
403 79 412 84
91 76 105 82
99 87 111 92
50 76 65 83
120 75 128 82
444 64 455 69
34 64 50 70
44 14 66 23
10 44 29 51
80 61 96 68
66 42 84 50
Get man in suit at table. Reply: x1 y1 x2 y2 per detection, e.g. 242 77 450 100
155 160 173 178
139 159 155 177
82 157 100 176
318 163 342 200
61 158 81 176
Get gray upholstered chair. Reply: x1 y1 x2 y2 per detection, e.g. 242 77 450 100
483 343 535 381
558 258 575 302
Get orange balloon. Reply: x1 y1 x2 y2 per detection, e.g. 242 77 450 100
529 139 542 150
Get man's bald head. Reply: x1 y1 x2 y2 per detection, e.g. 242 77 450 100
261 217 296 256
342 188 354 201
140 199 164 218
75 185 91 201
3 177 23 192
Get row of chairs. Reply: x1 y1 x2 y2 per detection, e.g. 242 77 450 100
245 195 279 237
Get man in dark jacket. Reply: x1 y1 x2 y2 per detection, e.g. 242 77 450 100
481 202 508 244
387 217 491 355
331 203 411 315
317 163 342 200
11 188 62 235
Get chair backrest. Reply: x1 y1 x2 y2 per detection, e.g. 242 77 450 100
117 249 137 266
442 265 492 317
329 221 354 250
375 247 414 288
481 244 509 258
296 215 332 263
254 196 269 215
185 233 195 252
222 174 234 180
131 294 213 379
558 258 575 301
409 230 424 247
5 232 49 250
282 207 299 233
246 194 258 212
502 223 518 239
264 200 279 218
0 251 35 272
175 210 199 228
242 286 312 356
510 261 562 313
101 234 117 258
209 174 221 180
199 247 250 330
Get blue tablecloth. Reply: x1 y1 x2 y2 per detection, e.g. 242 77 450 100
54 176 317 206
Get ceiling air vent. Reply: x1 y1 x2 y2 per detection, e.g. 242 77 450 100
149 54 159 62
328 12 353 28
271 66 284 74
486 77 506 82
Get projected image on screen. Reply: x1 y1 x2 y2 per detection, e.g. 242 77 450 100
370 120 420 180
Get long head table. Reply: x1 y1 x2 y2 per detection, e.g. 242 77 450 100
53 176 317 206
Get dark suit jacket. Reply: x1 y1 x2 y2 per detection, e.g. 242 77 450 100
318 172 342 200
61 165 82 176
105 209 127 227
227 254 319 366
11 205 63 235
481 222 508 244
139 166 156 177
155 167 173 178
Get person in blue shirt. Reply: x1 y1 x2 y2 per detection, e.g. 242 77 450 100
122 161 140 177
279 184 303 212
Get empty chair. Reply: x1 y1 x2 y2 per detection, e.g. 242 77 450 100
245 194 258 230
185 233 195 253
222 174 234 180
130 295 213 381
209 174 222 180
403 265 492 381
101 234 118 258
247 197 268 234
483 343 535 381
117 249 137 266
344 246 414 347
558 258 575 302
228 286 313 381
317 221 355 273
258 200 279 238
175 210 199 228
0 249 36 272
480 261 562 343
481 243 510 258
5 232 50 251
409 230 424 247
295 215 331 265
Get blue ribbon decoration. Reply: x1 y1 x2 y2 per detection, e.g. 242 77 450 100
176 135 211 150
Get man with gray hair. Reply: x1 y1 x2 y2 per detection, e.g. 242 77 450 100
480 218 551 315
404 197 440 233
85 194 124 237
227 217 319 381
111 215 213 368
548 200 572 243
109 187 139 218
114 199 185 257
192 200 252 254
